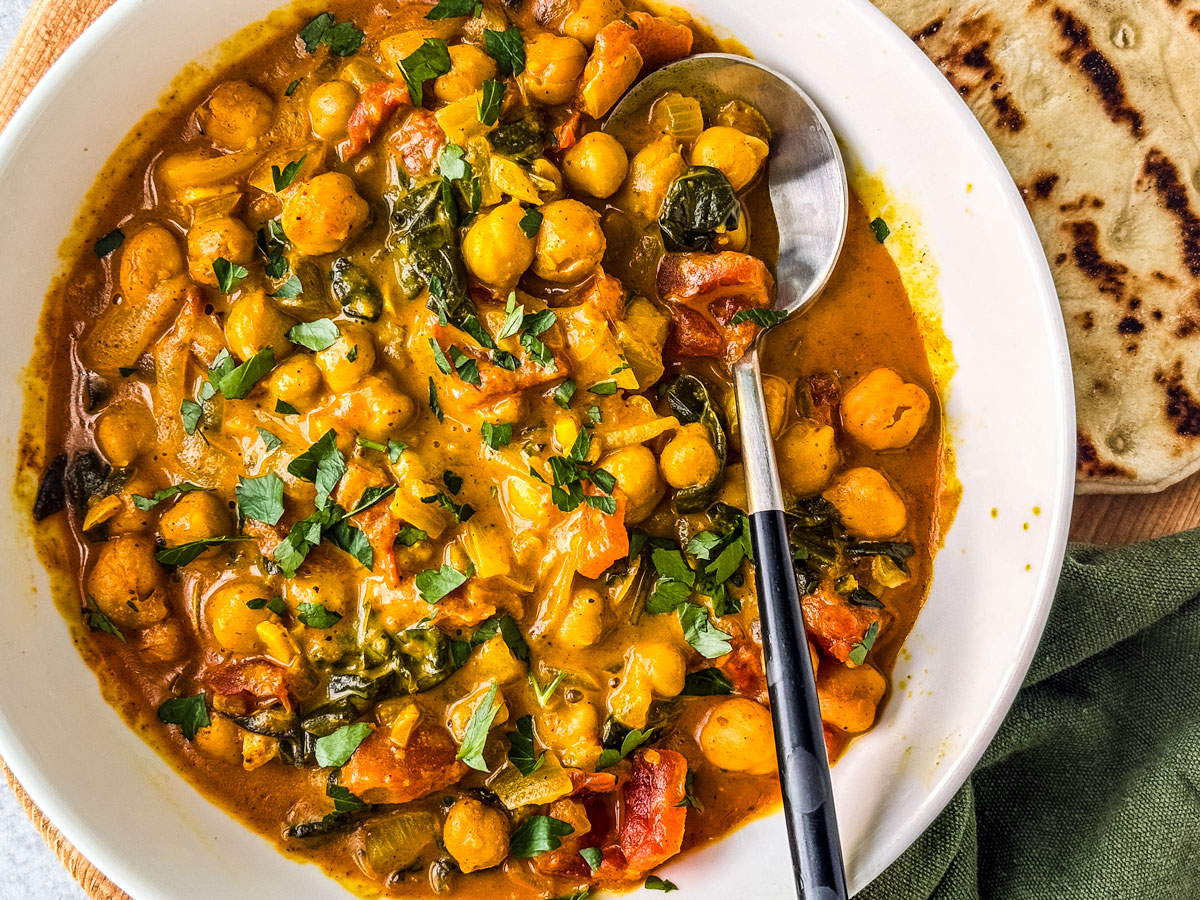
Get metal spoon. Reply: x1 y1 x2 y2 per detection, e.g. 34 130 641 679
607 54 851 900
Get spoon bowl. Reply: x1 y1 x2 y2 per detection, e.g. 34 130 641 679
609 54 852 900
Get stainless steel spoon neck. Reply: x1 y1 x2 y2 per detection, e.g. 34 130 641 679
734 351 786 515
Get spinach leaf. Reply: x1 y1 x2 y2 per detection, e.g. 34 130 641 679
681 667 733 696
426 0 482 18
331 259 383 322
94 228 124 258
390 180 474 327
488 112 547 163
658 166 740 253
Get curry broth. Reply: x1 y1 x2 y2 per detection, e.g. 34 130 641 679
22 2 949 897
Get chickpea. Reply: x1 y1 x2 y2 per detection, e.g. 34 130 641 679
690 126 769 192
443 798 510 874
823 467 908 539
776 421 839 498
281 173 370 257
559 586 605 649
842 368 931 451
532 199 606 283
225 291 295 363
562 0 626 46
284 569 353 617
539 700 602 768
85 536 168 630
94 402 154 467
563 132 629 199
462 201 536 292
159 491 233 548
207 579 275 654
119 225 186 305
315 323 375 392
139 619 188 664
267 354 324 408
331 375 418 442
434 44 498 103
818 662 887 734
660 423 720 490
109 472 166 536
198 81 275 151
621 136 688 220
599 445 664 525
636 642 686 697
520 33 588 105
699 698 778 774
308 80 360 141
608 654 651 729
186 215 256 287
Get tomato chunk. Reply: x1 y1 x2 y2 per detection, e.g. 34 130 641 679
570 488 630 579
607 748 689 877
205 660 294 713
800 580 886 664
340 724 466 804
658 252 775 367
339 80 411 160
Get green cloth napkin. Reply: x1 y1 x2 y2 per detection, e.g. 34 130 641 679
858 531 1200 900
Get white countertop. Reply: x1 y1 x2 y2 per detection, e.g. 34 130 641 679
0 7 91 899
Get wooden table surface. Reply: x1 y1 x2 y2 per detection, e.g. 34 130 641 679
1 1 1197 898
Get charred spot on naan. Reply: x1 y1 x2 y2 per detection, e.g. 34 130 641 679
1158 362 1200 438
1077 431 1136 479
1049 7 1145 138
1140 149 1200 278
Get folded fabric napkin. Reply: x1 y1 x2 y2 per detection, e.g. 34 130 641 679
859 531 1200 900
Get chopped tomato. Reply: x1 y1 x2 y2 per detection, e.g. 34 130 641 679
569 769 619 795
801 580 887 664
658 252 776 367
340 724 466 805
572 488 630 579
626 12 694 70
389 108 447 177
806 372 843 428
720 638 769 703
604 749 689 877
355 503 400 588
205 660 294 713
554 111 584 152
339 80 411 160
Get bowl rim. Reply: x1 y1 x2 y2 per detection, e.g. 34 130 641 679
0 0 1076 896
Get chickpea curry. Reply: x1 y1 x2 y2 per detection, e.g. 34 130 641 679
24 0 951 896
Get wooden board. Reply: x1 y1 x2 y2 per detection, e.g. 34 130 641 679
0 1 1196 898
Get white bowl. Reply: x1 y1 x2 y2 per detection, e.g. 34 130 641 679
0 1 1074 897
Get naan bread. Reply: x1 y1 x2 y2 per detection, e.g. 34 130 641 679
872 0 1200 492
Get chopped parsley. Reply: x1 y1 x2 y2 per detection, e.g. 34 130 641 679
481 421 513 449
299 13 365 57
553 379 577 409
507 715 544 776
286 429 346 509
398 38 452 106
519 207 544 238
645 877 679 893
456 680 500 771
155 537 249 567
426 0 482 18
157 693 210 740
236 473 285 525
529 670 567 707
477 78 507 125
484 27 526 77
510 816 574 859
849 620 880 666
597 728 653 769
729 307 788 328
313 722 373 767
272 154 307 192
416 562 472 604
131 482 209 511
869 216 890 243
212 257 248 293
82 605 125 642
287 318 339 351
297 602 342 628
428 377 444 422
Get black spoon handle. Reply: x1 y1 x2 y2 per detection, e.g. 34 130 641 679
751 508 849 900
